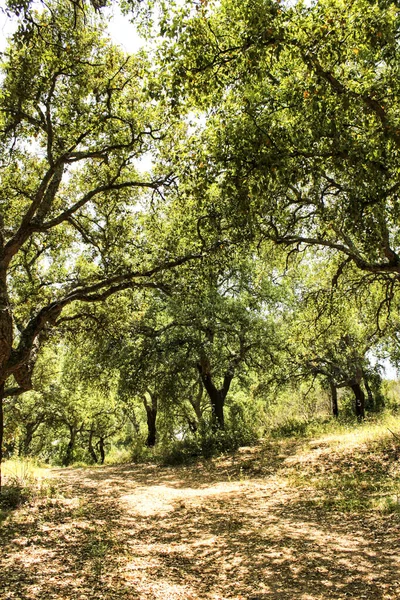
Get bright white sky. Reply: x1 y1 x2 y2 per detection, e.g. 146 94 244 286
104 5 145 53
0 1 144 53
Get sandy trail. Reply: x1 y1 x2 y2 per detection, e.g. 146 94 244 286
1 443 399 599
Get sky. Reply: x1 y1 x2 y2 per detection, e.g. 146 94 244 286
104 4 145 53
0 1 144 52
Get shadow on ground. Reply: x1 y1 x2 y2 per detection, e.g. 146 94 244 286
1 441 399 599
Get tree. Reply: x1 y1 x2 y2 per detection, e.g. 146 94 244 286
128 256 283 430
280 255 388 420
0 1 210 487
159 0 400 296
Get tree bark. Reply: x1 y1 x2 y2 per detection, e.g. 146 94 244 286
189 381 205 428
199 373 224 428
64 425 76 466
21 422 35 456
0 263 12 492
197 363 234 430
330 381 339 418
88 427 98 463
20 415 44 456
98 436 105 464
208 386 225 430
143 394 157 447
351 383 365 420
363 374 375 411
0 267 13 377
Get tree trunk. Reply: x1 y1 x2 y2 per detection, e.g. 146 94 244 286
208 387 225 430
98 436 105 464
21 422 35 456
88 427 98 463
351 383 365 420
20 417 43 456
197 364 234 430
363 374 374 411
143 394 157 447
330 381 339 418
0 384 4 491
0 263 13 492
189 381 205 428
64 425 76 466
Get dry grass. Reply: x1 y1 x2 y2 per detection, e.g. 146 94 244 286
1 422 400 599
0 459 54 511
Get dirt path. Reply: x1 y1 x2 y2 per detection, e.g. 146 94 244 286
1 442 399 599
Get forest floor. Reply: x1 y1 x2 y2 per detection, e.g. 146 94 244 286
1 425 400 599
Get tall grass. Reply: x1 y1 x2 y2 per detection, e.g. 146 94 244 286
0 459 53 509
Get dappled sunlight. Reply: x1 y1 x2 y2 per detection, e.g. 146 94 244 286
120 481 246 517
1 440 400 599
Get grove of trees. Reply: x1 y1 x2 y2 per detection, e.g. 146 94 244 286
1 0 400 480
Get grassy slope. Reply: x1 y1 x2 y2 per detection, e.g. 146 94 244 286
266 413 400 514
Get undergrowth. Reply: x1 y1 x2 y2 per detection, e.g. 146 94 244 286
278 412 400 514
0 459 55 511
156 425 258 466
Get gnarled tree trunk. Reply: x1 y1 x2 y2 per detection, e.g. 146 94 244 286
88 426 98 463
143 393 158 447
197 360 234 430
351 383 365 420
330 381 339 418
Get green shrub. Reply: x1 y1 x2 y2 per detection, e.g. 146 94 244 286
104 446 133 465
0 484 31 509
270 418 310 438
158 422 258 465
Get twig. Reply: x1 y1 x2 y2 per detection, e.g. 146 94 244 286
387 428 400 442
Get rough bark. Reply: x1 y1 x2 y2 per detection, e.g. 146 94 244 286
143 394 158 447
20 419 43 456
209 387 225 430
363 374 375 411
330 381 339 418
197 361 234 430
0 262 10 492
0 268 13 377
88 427 98 463
64 425 76 466
351 383 365 420
98 436 105 464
